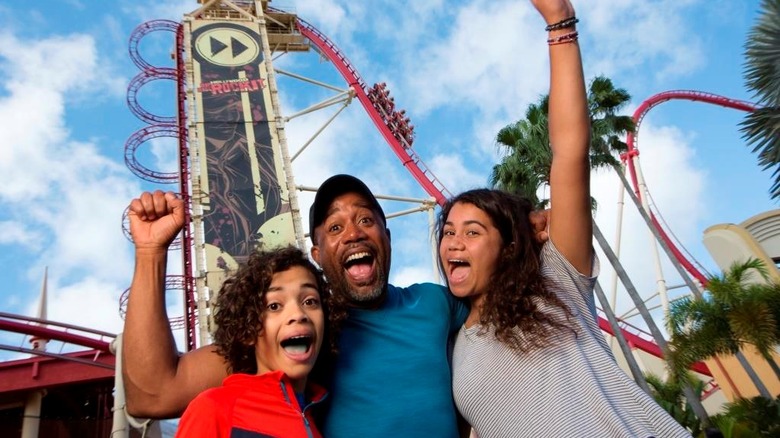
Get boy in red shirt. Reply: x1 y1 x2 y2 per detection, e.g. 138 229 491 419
175 246 330 438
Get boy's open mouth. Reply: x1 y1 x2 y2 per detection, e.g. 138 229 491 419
281 335 313 354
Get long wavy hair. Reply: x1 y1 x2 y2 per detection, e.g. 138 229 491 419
212 246 337 375
436 189 573 352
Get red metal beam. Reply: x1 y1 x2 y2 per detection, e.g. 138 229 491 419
0 318 112 352
0 350 115 393
597 317 711 376
176 23 198 352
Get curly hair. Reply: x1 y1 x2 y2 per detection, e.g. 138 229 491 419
436 189 573 352
212 246 336 375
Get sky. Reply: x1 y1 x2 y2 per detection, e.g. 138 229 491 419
0 0 775 359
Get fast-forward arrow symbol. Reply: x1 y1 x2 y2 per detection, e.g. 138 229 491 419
209 36 250 58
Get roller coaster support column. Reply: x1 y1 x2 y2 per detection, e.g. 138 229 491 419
22 268 50 438
629 151 671 315
110 334 162 437
21 391 43 438
594 281 652 395
608 163 627 350
593 222 711 426
110 335 130 438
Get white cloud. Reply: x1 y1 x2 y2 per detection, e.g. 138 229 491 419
38 277 124 334
0 29 144 333
430 153 488 195
586 0 706 86
0 33 125 201
149 135 180 175
123 0 193 23
391 264 440 289
0 221 43 248
406 1 545 120
293 1 349 35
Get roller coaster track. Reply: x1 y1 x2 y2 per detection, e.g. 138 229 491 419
292 14 452 205
124 19 198 351
0 311 114 353
624 90 758 286
124 20 181 184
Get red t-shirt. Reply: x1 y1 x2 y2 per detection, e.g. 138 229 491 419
175 370 327 438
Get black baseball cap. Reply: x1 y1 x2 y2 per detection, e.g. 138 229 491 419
309 174 386 243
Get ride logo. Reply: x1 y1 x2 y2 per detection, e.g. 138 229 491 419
197 77 266 95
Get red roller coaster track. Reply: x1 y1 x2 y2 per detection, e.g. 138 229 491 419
621 91 758 397
293 15 452 205
624 90 758 286
0 312 113 352
124 19 197 350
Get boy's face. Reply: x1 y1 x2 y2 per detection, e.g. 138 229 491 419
255 265 325 393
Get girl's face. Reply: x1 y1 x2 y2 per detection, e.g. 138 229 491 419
254 265 325 393
439 202 504 306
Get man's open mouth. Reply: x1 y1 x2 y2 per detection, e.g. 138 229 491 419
344 251 375 281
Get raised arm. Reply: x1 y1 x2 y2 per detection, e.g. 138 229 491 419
536 0 593 274
123 190 228 417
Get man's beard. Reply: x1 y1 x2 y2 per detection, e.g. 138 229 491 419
322 259 388 306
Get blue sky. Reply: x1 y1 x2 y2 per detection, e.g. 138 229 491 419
0 0 774 355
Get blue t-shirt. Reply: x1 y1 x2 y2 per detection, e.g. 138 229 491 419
322 283 468 437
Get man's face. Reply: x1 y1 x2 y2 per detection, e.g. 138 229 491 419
310 192 391 306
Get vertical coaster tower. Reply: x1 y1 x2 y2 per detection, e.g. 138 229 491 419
182 1 309 346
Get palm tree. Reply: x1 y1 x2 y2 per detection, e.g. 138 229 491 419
588 76 634 169
667 258 780 384
711 395 780 437
645 373 706 437
491 96 550 208
742 0 780 200
491 76 634 205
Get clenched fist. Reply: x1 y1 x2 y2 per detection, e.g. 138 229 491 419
128 190 185 251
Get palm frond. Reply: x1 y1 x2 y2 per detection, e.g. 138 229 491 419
743 0 780 106
724 258 769 285
492 74 635 208
742 0 780 200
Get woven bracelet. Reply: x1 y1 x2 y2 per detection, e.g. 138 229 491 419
547 31 578 46
545 16 578 32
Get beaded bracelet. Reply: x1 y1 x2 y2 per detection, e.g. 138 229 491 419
547 31 578 46
545 16 578 32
